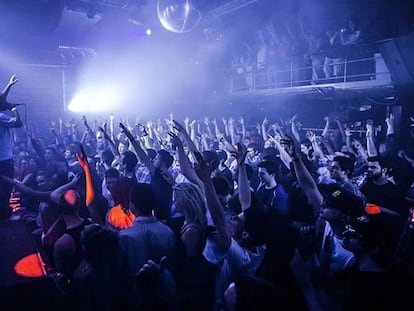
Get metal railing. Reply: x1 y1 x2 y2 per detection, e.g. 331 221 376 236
230 52 391 93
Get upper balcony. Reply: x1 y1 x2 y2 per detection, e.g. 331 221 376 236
229 43 397 102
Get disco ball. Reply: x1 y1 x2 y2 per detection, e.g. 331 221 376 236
157 0 201 33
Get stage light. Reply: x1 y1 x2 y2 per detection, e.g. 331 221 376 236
146 28 152 36
68 86 122 113
157 0 201 33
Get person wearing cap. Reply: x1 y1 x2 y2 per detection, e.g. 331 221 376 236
281 138 364 273
340 217 414 310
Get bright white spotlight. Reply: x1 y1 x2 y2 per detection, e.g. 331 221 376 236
145 28 152 36
68 86 121 113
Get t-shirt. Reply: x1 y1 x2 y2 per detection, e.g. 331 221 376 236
361 180 406 214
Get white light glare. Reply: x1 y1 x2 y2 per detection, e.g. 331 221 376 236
146 28 152 36
68 86 121 113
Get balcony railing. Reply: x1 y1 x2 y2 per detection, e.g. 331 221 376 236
230 52 392 93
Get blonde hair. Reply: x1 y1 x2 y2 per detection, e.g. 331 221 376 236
173 182 207 230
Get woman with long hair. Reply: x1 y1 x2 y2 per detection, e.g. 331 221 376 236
172 182 216 311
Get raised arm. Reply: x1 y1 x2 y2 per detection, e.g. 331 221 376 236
98 126 120 159
307 131 325 159
142 121 156 150
1 74 19 100
238 116 247 142
344 126 357 156
81 116 96 144
281 138 323 217
365 120 378 157
203 117 214 141
222 118 230 137
335 117 346 145
109 114 116 142
269 133 292 170
195 151 231 250
290 114 301 143
120 122 155 175
352 138 368 162
233 143 251 212
384 113 397 156
50 123 63 145
189 120 200 151
169 131 204 192
321 116 330 138
228 118 237 146
211 118 222 141
75 145 105 224
1 175 50 201
173 119 200 157
261 117 269 142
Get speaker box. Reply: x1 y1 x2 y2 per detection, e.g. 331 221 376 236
378 32 414 84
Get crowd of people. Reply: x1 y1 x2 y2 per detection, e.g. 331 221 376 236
2 73 414 310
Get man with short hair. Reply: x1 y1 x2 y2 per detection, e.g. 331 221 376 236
256 160 288 216
119 183 176 276
361 156 406 217
327 154 363 197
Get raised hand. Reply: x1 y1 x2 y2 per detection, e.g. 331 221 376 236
136 123 148 137
230 142 248 167
280 136 299 159
76 144 89 169
344 126 352 137
385 113 394 128
194 151 211 182
290 114 298 124
161 168 175 186
306 130 316 142
168 131 183 149
8 74 18 86
136 257 169 284
366 120 374 137
82 116 90 129
172 119 186 133
268 132 282 144
119 122 134 140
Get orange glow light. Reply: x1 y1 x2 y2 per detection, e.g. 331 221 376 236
14 253 46 278
107 204 135 230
